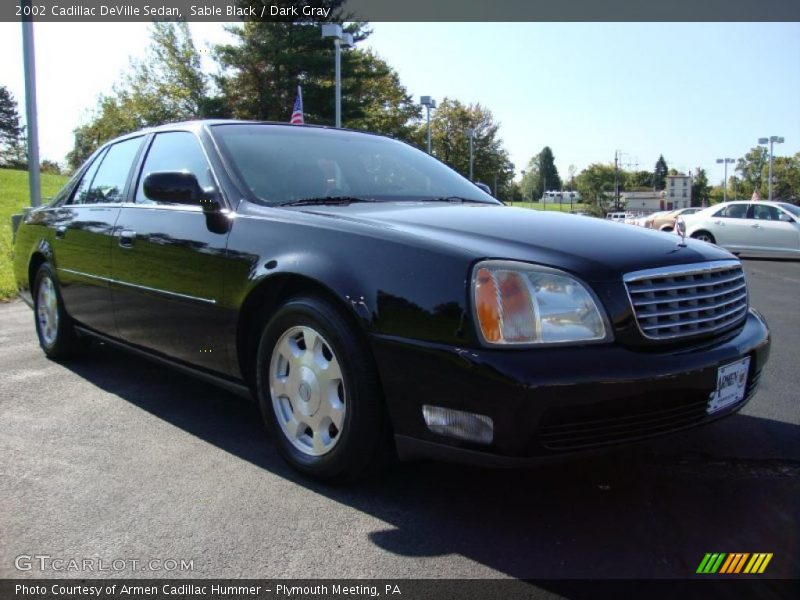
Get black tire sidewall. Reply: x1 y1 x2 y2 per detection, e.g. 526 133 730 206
255 296 386 481
693 232 715 244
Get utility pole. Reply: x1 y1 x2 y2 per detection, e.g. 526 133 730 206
614 150 620 211
21 6 41 207
466 128 474 181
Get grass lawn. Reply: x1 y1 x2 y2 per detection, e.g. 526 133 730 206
1 168 70 301
510 201 583 212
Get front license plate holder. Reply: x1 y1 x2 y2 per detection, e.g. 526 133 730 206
707 357 750 414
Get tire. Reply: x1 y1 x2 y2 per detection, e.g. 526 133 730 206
659 225 674 232
691 231 716 244
256 296 393 482
32 263 85 360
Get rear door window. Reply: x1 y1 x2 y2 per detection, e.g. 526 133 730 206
72 137 143 205
713 204 749 219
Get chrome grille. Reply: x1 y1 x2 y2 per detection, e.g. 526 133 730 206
624 260 748 341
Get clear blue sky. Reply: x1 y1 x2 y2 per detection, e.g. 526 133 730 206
1 21 798 186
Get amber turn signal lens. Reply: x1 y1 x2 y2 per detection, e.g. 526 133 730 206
475 267 502 342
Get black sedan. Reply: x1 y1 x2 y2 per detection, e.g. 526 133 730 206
12 121 770 481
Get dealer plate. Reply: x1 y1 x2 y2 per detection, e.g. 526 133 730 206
707 357 750 414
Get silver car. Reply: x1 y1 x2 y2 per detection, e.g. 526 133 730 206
682 201 800 257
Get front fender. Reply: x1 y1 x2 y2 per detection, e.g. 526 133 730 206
225 211 478 347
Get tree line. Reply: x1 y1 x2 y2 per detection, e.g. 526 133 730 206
62 19 516 197
509 146 799 215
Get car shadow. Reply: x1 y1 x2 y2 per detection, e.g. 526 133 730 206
61 342 800 580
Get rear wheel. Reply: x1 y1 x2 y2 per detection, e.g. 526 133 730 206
691 231 716 244
256 296 392 482
33 263 84 359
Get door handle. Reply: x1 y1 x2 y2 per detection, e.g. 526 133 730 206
55 225 67 239
713 220 723 225
751 224 762 229
119 230 136 248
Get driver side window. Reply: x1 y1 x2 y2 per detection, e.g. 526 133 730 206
136 132 214 205
751 205 780 221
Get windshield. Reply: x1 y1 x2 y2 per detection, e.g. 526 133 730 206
778 203 800 217
210 124 499 206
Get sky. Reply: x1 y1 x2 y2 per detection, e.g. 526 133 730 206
1 21 798 186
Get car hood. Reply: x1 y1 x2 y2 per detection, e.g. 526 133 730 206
289 202 736 282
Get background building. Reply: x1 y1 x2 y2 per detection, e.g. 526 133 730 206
665 174 692 209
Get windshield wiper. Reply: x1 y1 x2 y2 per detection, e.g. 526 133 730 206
278 196 377 207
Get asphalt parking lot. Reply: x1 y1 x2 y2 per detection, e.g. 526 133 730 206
1 258 798 580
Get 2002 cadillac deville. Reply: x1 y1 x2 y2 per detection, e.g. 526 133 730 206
13 121 770 481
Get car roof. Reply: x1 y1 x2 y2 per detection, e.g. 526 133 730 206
104 119 391 146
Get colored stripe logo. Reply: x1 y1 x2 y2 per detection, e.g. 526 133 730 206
696 553 773 574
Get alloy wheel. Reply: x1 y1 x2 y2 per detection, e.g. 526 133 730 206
269 325 346 456
37 275 59 347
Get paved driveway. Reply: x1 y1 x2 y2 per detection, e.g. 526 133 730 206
1 259 798 579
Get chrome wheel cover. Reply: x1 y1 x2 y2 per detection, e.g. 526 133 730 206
37 275 59 347
269 325 346 457
696 234 713 243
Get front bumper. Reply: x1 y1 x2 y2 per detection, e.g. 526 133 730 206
371 309 770 466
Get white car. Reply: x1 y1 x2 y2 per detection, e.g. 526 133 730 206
681 201 800 257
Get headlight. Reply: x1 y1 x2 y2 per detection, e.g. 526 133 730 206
472 260 611 345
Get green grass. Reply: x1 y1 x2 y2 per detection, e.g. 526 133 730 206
1 168 70 301
510 201 583 212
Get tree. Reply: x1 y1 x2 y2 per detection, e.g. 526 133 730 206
215 19 419 139
691 167 711 207
68 22 212 169
625 170 653 190
411 98 514 198
735 146 768 199
653 155 668 190
0 85 26 168
769 154 800 201
537 146 561 195
40 159 61 175
575 163 616 216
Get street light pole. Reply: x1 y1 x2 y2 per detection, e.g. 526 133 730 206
21 9 40 207
420 96 436 154
322 24 353 128
334 37 341 127
715 158 734 203
466 128 474 181
758 136 784 201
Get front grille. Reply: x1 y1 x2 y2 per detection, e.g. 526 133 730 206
538 394 708 451
624 260 748 341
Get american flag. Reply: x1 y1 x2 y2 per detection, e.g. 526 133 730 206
290 86 304 125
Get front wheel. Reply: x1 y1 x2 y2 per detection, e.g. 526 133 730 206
691 231 716 244
32 263 84 359
256 296 393 482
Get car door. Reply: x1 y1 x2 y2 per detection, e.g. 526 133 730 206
709 203 752 250
748 204 800 254
51 136 144 334
110 130 235 374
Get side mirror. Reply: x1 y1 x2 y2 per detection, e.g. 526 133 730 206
474 182 493 196
143 171 218 211
779 212 794 223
